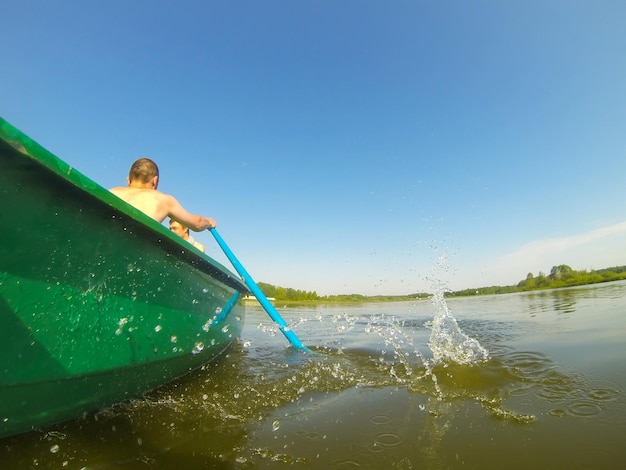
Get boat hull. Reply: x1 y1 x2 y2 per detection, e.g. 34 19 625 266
0 118 248 438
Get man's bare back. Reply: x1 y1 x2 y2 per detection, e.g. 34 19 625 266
109 158 216 232
109 186 174 221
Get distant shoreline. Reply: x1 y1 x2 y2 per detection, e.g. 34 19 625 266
253 265 626 304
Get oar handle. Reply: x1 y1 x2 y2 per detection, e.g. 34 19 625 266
210 228 312 352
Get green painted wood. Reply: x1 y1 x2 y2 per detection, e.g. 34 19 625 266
0 117 248 438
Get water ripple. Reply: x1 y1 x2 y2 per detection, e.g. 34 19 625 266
565 401 603 418
369 415 393 425
373 432 402 447
586 387 621 402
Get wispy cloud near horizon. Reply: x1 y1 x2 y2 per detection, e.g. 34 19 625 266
472 221 626 287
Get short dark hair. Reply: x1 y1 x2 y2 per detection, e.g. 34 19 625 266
128 158 159 183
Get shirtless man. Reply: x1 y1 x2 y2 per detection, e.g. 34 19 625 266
110 158 216 232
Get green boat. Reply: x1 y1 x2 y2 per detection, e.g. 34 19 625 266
0 117 249 439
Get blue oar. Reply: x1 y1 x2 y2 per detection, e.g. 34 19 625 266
210 228 312 353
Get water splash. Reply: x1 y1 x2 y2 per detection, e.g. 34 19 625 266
428 289 489 365
426 250 489 365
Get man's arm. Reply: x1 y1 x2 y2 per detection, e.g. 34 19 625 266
164 194 216 231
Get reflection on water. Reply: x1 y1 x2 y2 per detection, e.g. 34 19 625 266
1 282 626 468
524 288 579 315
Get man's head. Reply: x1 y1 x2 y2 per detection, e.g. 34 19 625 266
128 158 159 188
169 219 189 239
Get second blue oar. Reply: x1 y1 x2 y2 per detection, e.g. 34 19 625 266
210 228 312 353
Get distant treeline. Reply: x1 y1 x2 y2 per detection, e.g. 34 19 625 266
446 265 626 297
257 282 319 302
256 282 428 303
258 265 626 302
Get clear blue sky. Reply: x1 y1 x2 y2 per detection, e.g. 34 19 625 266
2 1 625 295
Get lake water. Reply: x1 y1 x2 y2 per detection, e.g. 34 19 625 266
2 280 625 469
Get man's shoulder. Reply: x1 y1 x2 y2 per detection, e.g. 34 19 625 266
110 186 163 196
154 190 177 203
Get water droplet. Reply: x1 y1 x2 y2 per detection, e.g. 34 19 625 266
192 342 204 354
202 288 208 294
215 306 223 314
170 336 177 343
154 325 162 332
221 325 230 333
272 420 280 431
50 444 60 453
